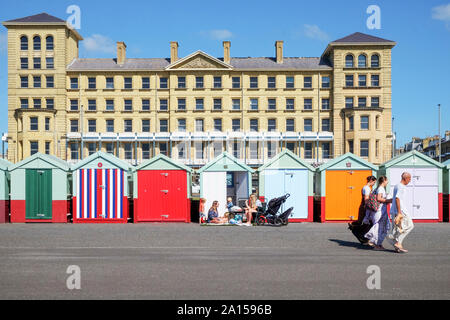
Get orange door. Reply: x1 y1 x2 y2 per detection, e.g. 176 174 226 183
325 170 371 221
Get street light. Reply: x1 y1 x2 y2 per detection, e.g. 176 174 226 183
438 104 441 163
392 117 395 158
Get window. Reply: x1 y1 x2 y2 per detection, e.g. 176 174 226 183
232 119 240 131
88 119 96 132
142 77 150 89
249 141 259 160
21 58 28 69
124 143 133 160
177 119 186 132
195 119 204 132
267 141 276 159
124 119 132 132
361 116 369 130
46 36 54 50
106 99 114 111
33 98 41 109
371 74 379 87
349 116 354 130
195 142 204 159
286 76 294 88
322 76 330 88
268 76 276 88
33 76 41 88
250 77 258 88
178 98 186 111
214 76 222 88
46 98 54 109
250 98 258 110
159 142 168 156
345 97 354 108
371 54 379 68
46 76 54 88
105 143 114 155
88 77 96 89
124 77 132 89
160 119 168 132
322 142 331 159
250 119 258 132
45 142 51 155
349 140 354 153
322 98 330 110
358 54 367 68
88 143 96 156
30 117 38 131
106 77 114 89
33 36 41 50
160 99 168 111
21 76 28 88
213 141 222 157
20 36 28 50
142 143 151 160
304 119 313 132
21 98 29 109
177 142 187 160
268 119 276 132
70 78 78 89
345 75 354 87
371 97 379 107
232 141 241 159
195 76 204 88
70 120 79 132
160 77 168 89
213 98 222 110
268 98 276 110
142 99 150 111
304 142 312 159
322 118 330 132
142 119 150 132
375 140 380 157
88 99 96 111
46 57 54 69
30 141 39 156
195 98 204 110
360 140 369 157
286 142 295 153
345 54 354 68
232 77 240 89
304 98 312 110
106 120 114 132
124 99 133 111
286 119 295 132
304 76 312 88
177 76 186 89
70 99 78 111
214 119 222 131
232 99 240 110
33 57 41 69
358 97 367 107
286 98 295 110
358 74 367 87
70 143 79 160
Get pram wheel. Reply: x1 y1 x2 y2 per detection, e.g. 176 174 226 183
273 217 283 227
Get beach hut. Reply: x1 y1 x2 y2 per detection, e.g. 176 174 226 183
198 152 255 218
258 149 315 222
71 152 132 223
133 154 192 223
443 159 450 222
378 151 445 222
316 153 378 223
9 153 71 223
0 158 11 223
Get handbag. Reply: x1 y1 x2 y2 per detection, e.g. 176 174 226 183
366 189 380 212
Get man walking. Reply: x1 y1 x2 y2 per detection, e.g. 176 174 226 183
388 172 414 253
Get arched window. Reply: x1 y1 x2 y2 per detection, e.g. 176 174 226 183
46 36 54 50
20 36 28 50
33 36 41 50
371 54 379 68
345 54 354 68
358 54 367 68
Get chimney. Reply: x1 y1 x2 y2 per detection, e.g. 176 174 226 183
117 42 127 65
223 41 231 64
170 41 179 64
275 40 283 64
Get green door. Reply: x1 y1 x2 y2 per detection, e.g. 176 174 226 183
26 169 52 219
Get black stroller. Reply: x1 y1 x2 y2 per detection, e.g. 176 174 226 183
256 193 293 226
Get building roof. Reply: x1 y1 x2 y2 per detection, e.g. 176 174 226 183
317 152 379 172
71 151 131 171
257 149 315 172
332 32 395 44
379 150 445 169
197 152 255 174
9 153 71 172
134 154 193 172
4 12 66 23
0 158 11 171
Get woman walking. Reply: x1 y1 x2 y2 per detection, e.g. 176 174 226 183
365 176 392 250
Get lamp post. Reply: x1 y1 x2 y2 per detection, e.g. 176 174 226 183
438 104 441 163
392 117 395 158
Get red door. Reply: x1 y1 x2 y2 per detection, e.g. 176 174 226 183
136 170 188 222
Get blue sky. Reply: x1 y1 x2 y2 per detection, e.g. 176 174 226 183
0 0 449 147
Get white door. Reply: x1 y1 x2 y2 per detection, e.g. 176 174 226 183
412 168 438 186
413 186 438 220
202 172 227 217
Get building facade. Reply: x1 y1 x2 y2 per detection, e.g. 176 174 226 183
3 13 396 167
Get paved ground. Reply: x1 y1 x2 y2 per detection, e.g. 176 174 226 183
0 223 449 300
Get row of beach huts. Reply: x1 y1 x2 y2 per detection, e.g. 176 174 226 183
0 150 449 224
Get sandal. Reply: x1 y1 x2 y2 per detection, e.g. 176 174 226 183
394 245 408 253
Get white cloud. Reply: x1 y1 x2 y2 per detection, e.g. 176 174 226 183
202 29 233 40
83 34 116 54
0 32 7 54
432 3 450 29
303 24 329 41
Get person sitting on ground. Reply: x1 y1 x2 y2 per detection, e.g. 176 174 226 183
199 198 207 224
207 201 228 224
244 194 258 226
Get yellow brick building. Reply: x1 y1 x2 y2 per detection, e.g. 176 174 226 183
3 13 396 167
